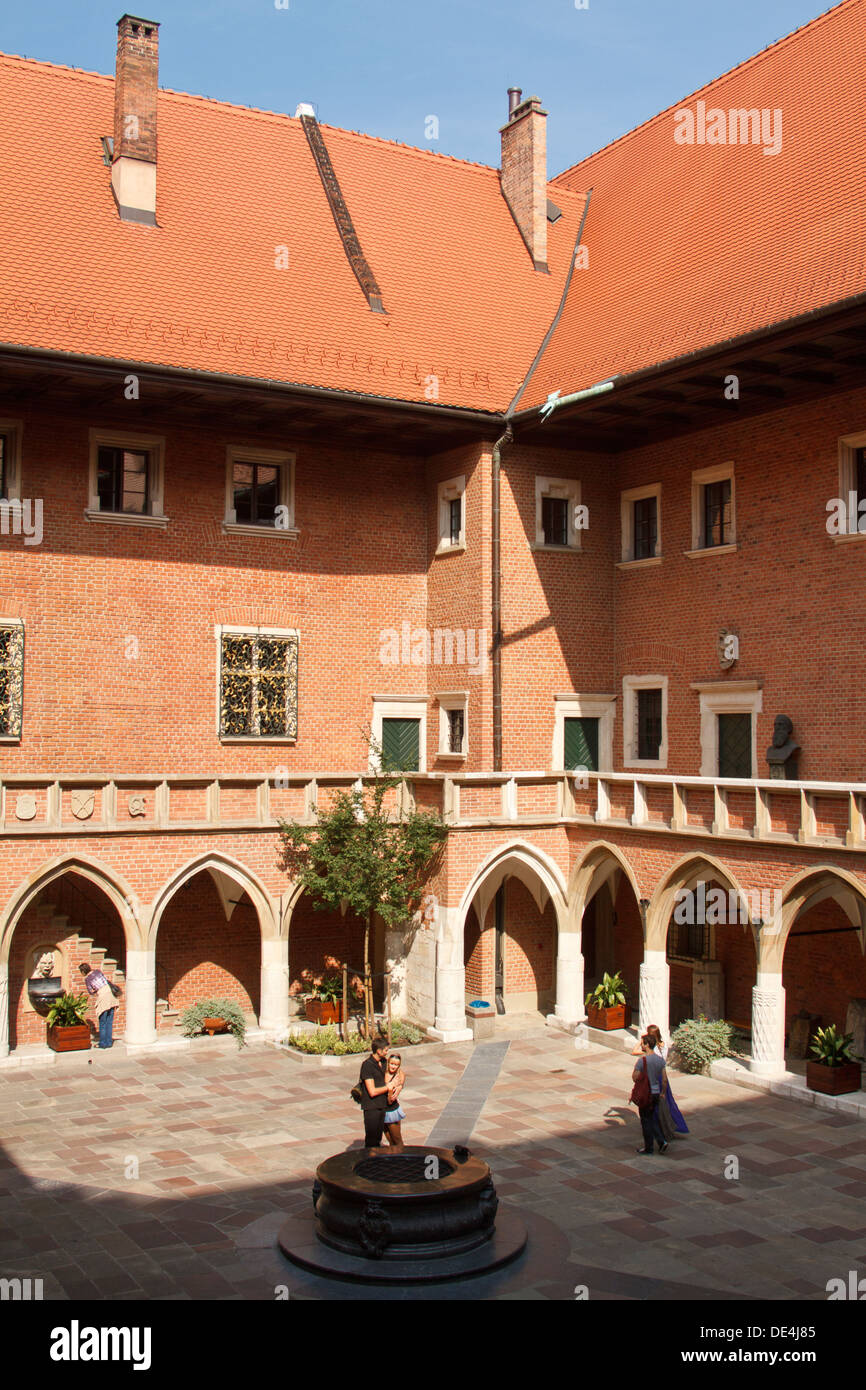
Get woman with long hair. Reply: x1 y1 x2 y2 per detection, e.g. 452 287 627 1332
631 1023 688 1138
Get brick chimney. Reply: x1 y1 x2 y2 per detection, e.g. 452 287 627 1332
500 91 548 271
111 15 160 225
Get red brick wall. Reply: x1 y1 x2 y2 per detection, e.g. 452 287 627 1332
503 877 555 1003
613 877 644 1006
287 893 368 998
156 873 260 1016
782 898 866 1035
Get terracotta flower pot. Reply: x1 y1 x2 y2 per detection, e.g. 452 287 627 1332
806 1060 861 1096
47 1024 91 1053
586 1002 629 1031
202 1017 229 1036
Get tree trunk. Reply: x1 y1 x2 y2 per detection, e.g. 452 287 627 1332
364 912 372 1038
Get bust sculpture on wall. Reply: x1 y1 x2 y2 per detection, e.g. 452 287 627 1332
766 714 800 780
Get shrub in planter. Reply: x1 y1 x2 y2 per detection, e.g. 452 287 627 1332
287 1026 368 1056
180 998 247 1049
46 992 92 1052
807 1025 862 1096
585 972 629 1030
304 975 345 1025
670 1016 736 1074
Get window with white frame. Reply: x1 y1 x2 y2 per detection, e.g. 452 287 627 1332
0 619 24 741
436 691 468 759
688 463 736 554
553 694 615 772
535 476 582 550
217 625 298 740
436 475 465 553
87 429 166 527
836 429 866 539
370 696 427 773
622 675 668 768
693 681 762 779
620 483 661 564
224 446 296 538
0 420 23 502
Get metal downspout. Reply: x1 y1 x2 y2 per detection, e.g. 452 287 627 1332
491 421 513 773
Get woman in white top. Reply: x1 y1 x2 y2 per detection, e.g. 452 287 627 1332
631 1023 688 1137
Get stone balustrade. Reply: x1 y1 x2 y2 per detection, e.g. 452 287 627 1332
1 768 864 851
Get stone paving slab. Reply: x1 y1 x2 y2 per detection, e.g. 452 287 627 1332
0 1032 864 1299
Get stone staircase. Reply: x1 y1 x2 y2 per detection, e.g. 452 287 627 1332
30 902 127 1041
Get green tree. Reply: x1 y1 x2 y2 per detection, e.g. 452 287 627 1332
277 749 447 1033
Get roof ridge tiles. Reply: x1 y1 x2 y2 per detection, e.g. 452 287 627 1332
551 0 861 183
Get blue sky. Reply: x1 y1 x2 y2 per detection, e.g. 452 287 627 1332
3 0 832 172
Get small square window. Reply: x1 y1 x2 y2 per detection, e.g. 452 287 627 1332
620 483 661 564
703 478 732 548
633 496 658 560
542 496 568 547
233 462 280 527
637 687 662 760
447 707 464 753
436 476 465 552
97 446 149 515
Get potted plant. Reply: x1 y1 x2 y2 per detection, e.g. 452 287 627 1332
180 997 248 1049
305 975 344 1026
46 992 92 1052
806 1024 862 1096
585 971 630 1030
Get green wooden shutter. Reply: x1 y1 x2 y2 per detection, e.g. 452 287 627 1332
718 713 751 778
381 718 420 772
564 717 599 772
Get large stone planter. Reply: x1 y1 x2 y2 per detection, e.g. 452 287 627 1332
806 1060 861 1096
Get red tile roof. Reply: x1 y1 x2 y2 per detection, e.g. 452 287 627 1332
524 0 866 411
1 0 864 416
0 53 579 412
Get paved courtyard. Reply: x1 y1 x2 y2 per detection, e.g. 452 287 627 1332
1 1030 864 1301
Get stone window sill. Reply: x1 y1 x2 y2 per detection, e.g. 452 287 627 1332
617 556 663 569
683 543 737 558
435 543 466 556
222 522 300 539
529 543 582 554
85 509 169 529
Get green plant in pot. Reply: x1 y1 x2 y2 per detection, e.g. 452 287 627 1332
305 974 344 1025
46 992 92 1052
180 998 247 1049
806 1024 862 1096
585 971 630 1031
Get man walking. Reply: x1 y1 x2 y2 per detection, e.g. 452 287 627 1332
79 962 118 1049
633 1032 669 1154
358 1035 393 1148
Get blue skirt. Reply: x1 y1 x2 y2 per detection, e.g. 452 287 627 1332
384 1106 405 1123
666 1086 689 1134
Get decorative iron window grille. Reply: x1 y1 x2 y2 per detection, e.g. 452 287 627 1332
0 624 24 738
97 445 149 514
633 495 657 559
232 461 280 526
637 687 662 760
542 496 568 546
219 632 298 738
447 707 464 754
703 478 732 547
449 497 462 546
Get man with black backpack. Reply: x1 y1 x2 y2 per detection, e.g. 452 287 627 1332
357 1036 392 1148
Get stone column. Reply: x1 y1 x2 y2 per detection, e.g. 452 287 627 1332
259 935 290 1036
750 973 787 1077
0 960 8 1059
384 928 408 1018
639 949 670 1039
428 907 472 1042
123 949 158 1047
548 930 585 1030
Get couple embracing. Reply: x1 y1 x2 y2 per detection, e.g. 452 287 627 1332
358 1035 407 1150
